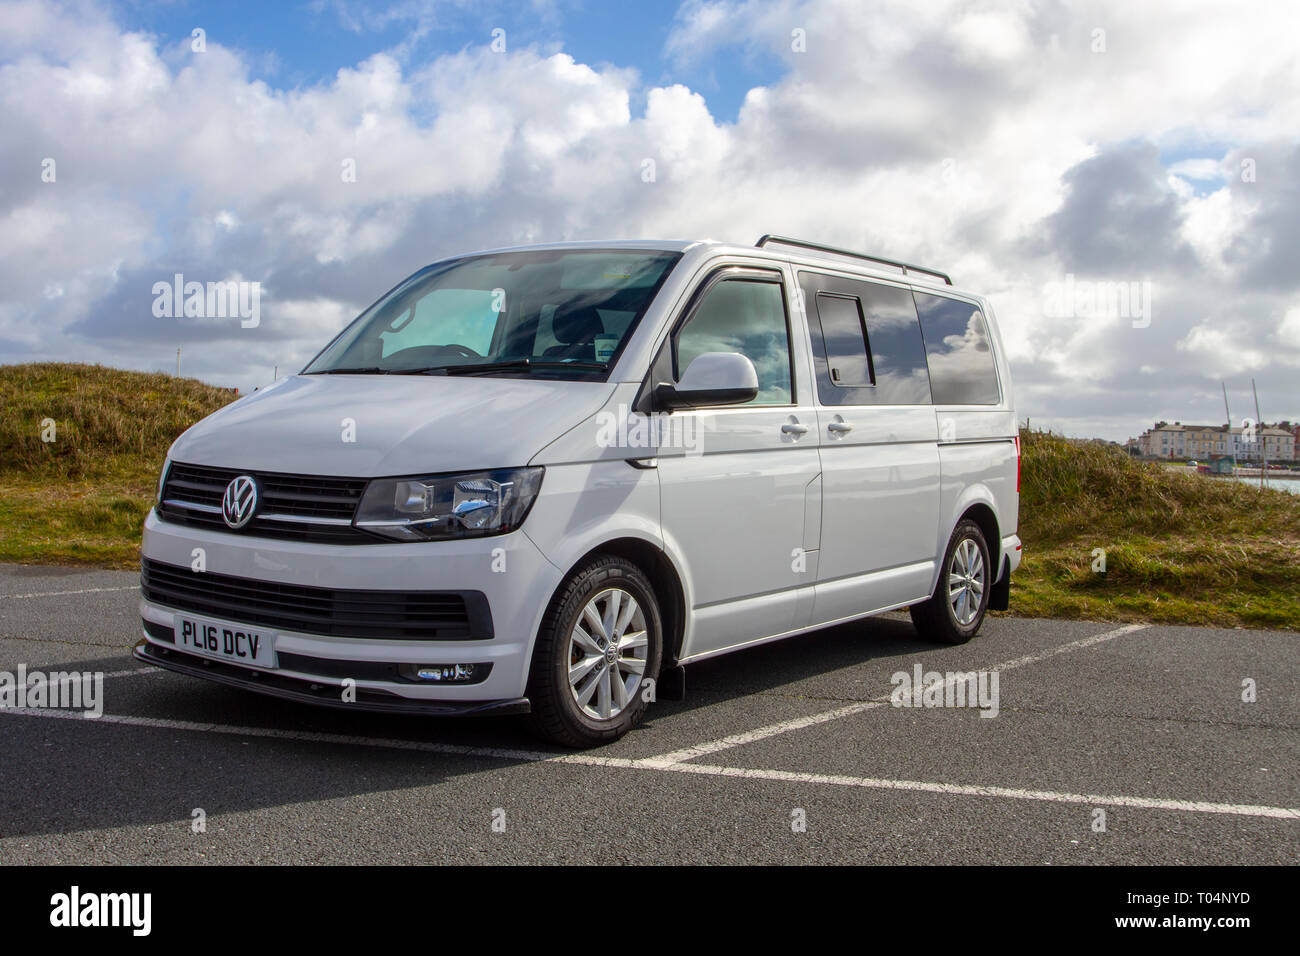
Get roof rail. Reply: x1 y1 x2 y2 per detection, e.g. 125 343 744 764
755 234 952 286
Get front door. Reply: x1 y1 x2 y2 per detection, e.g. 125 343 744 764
655 268 822 659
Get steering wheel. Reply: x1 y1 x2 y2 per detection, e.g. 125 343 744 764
439 343 482 360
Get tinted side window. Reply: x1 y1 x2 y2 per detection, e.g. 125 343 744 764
863 282 932 404
800 271 931 406
675 278 792 405
914 292 1000 405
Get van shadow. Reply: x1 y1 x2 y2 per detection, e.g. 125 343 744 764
1 615 927 841
653 613 924 710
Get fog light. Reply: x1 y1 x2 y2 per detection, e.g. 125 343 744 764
399 662 484 683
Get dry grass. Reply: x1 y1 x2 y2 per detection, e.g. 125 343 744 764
1006 429 1300 629
0 362 237 481
0 363 237 566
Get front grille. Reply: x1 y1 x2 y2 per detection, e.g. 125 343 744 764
141 559 493 641
157 462 374 543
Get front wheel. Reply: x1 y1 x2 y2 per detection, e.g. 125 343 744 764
525 554 663 748
910 519 992 645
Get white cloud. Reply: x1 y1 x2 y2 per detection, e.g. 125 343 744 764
1169 158 1226 182
0 0 1298 432
1276 307 1300 350
1177 323 1270 375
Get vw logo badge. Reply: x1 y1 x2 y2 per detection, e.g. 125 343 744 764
221 475 259 529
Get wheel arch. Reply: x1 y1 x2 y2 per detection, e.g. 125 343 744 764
959 501 1000 576
936 487 1003 593
535 537 688 679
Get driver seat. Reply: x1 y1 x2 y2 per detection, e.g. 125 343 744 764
543 307 605 362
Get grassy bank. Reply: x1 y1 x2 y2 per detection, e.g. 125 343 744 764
1008 430 1299 629
0 363 237 566
0 363 1296 629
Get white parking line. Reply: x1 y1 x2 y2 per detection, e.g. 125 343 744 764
0 706 563 759
103 666 160 679
654 762 1300 820
641 700 884 768
645 623 1151 765
21 666 158 687
3 586 137 600
2 695 1295 821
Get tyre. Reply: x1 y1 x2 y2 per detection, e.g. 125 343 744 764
525 554 663 748
910 519 991 645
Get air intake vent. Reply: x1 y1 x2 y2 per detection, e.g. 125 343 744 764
141 559 492 641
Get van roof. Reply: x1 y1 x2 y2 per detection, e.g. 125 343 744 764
455 237 971 296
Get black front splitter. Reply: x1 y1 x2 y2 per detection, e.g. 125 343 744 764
132 639 530 717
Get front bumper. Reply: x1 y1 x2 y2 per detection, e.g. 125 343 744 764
138 508 565 703
133 638 530 716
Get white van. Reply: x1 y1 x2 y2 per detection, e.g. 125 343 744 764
136 236 1021 747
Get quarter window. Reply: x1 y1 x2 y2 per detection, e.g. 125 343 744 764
914 292 1000 405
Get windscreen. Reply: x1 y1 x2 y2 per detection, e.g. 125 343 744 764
304 249 681 379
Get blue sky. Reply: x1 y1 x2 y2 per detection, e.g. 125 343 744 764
116 0 784 120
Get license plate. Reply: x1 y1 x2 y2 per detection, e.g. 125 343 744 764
175 614 276 668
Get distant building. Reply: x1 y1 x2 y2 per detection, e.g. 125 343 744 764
1250 427 1296 463
1183 425 1231 460
1134 421 1297 462
1137 421 1187 458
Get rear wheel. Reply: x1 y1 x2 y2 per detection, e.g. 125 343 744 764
910 519 991 645
526 554 662 748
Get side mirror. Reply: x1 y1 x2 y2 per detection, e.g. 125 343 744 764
655 351 759 410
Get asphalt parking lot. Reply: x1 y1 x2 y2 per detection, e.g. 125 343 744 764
1 562 1296 865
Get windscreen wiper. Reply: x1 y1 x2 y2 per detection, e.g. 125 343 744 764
307 367 391 374
310 360 608 376
423 359 608 376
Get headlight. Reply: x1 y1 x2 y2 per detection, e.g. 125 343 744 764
354 467 544 541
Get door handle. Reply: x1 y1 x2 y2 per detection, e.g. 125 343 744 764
827 421 853 434
781 423 809 436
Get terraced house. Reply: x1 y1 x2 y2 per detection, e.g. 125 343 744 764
1136 422 1298 461
1137 422 1188 458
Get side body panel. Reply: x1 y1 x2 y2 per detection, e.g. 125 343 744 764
797 267 942 624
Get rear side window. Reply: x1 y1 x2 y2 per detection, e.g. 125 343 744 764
914 292 1000 405
800 272 932 405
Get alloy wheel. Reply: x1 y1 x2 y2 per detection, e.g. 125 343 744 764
567 587 648 720
947 538 986 627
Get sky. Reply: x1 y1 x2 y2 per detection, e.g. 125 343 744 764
1 0 1298 441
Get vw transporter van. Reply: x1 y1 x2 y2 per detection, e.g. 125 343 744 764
135 235 1021 747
